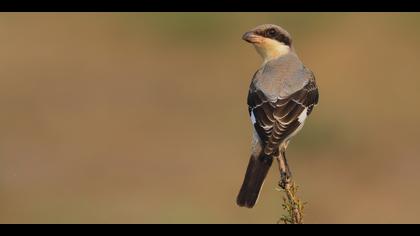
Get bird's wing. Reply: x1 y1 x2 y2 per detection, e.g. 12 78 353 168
248 73 318 155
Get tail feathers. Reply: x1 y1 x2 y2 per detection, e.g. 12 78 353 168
236 153 273 208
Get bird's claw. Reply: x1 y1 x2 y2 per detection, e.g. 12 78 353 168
279 171 292 189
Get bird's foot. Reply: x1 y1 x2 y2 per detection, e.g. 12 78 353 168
279 170 292 189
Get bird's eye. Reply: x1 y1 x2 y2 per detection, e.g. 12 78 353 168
267 28 277 37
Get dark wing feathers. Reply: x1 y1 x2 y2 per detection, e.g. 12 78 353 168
304 79 319 115
248 78 318 155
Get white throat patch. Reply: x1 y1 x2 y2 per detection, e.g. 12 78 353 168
254 38 290 64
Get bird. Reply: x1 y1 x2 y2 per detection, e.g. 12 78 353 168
236 24 319 208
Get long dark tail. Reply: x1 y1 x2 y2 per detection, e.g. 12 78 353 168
236 153 273 208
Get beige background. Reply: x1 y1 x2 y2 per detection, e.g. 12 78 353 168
1 13 420 223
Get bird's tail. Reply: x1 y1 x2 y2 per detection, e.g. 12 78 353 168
236 153 273 208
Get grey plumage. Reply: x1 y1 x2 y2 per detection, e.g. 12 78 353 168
249 52 318 155
253 53 311 99
237 24 319 208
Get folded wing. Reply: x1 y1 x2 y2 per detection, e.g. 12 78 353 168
248 75 319 155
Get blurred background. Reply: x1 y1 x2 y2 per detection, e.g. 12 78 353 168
0 13 420 224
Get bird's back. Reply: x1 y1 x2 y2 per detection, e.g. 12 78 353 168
253 52 311 100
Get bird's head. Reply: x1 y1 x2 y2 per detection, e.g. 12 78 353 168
242 24 293 63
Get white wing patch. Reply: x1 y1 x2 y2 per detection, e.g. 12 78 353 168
250 111 256 124
298 108 308 123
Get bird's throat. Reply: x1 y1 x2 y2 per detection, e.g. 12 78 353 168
253 39 290 64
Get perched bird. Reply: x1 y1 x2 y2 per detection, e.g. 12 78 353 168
237 24 319 208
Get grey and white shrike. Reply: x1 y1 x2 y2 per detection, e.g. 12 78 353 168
237 24 319 208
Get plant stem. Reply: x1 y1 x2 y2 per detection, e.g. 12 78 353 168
277 154 305 224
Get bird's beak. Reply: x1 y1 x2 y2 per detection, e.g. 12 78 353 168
242 31 263 44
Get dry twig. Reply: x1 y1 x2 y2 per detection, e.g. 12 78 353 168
276 181 305 224
276 153 305 224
